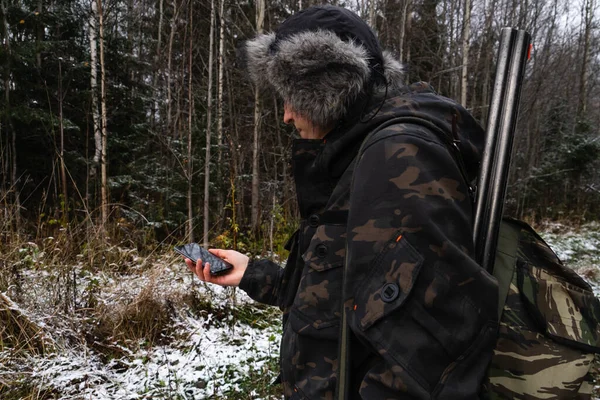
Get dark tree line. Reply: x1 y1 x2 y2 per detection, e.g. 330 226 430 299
1 0 599 253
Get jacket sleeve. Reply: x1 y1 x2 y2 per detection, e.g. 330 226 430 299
239 259 285 306
344 123 498 399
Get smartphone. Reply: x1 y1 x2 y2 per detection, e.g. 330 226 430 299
174 243 234 276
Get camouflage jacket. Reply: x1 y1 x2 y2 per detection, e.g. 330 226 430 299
240 83 499 399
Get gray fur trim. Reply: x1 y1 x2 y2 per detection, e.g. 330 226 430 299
245 32 277 92
381 51 406 90
245 30 405 127
271 30 370 127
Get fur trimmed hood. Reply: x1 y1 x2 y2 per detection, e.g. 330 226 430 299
245 6 405 128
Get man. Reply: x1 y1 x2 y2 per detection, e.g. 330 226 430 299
185 5 498 399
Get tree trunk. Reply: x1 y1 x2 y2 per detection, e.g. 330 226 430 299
578 0 594 116
36 0 42 69
97 0 109 229
58 58 68 219
166 0 180 133
460 0 471 107
369 0 376 28
216 0 226 224
480 0 496 126
187 0 194 243
405 0 412 75
399 0 411 64
2 0 19 230
226 68 242 226
273 95 289 219
251 0 265 233
448 0 459 98
152 0 164 129
203 0 216 247
89 0 102 178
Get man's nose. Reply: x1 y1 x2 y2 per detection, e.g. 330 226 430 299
283 105 294 125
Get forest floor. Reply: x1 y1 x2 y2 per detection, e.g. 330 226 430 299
1 221 599 399
0 249 284 399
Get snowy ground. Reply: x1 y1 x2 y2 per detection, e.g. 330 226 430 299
1 221 600 399
539 221 600 293
0 252 283 399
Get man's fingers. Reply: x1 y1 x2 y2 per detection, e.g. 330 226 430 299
195 259 206 281
185 249 244 287
202 263 212 282
209 248 231 260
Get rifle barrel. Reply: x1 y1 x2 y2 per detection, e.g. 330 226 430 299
474 28 531 272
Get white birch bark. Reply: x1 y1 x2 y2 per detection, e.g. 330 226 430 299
88 0 102 174
97 0 109 228
187 0 194 243
250 0 265 232
203 0 216 247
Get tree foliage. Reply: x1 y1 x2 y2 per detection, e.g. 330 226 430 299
1 0 599 249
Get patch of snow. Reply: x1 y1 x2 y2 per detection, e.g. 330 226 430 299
2 254 283 399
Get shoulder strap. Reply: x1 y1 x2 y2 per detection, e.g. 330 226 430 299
493 219 520 319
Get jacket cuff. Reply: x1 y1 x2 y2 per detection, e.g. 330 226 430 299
239 259 258 294
239 258 283 305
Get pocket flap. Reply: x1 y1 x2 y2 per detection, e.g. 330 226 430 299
302 225 346 272
354 235 424 331
518 262 600 352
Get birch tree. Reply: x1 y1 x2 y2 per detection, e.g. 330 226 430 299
97 0 109 228
251 0 265 233
203 0 216 247
88 0 102 179
186 0 194 242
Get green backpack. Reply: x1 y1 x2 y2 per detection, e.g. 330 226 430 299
483 217 600 399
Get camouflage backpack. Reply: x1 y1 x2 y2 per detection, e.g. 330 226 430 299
483 217 600 399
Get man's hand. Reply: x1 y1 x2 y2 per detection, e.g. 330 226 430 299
184 249 248 287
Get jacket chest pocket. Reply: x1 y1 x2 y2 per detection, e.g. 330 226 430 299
290 224 346 338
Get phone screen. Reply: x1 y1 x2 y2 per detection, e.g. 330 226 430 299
174 243 233 275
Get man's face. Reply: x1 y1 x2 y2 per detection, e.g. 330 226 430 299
283 103 332 140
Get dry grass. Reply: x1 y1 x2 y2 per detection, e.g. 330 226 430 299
0 293 57 400
0 210 289 398
92 280 174 350
0 293 53 355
